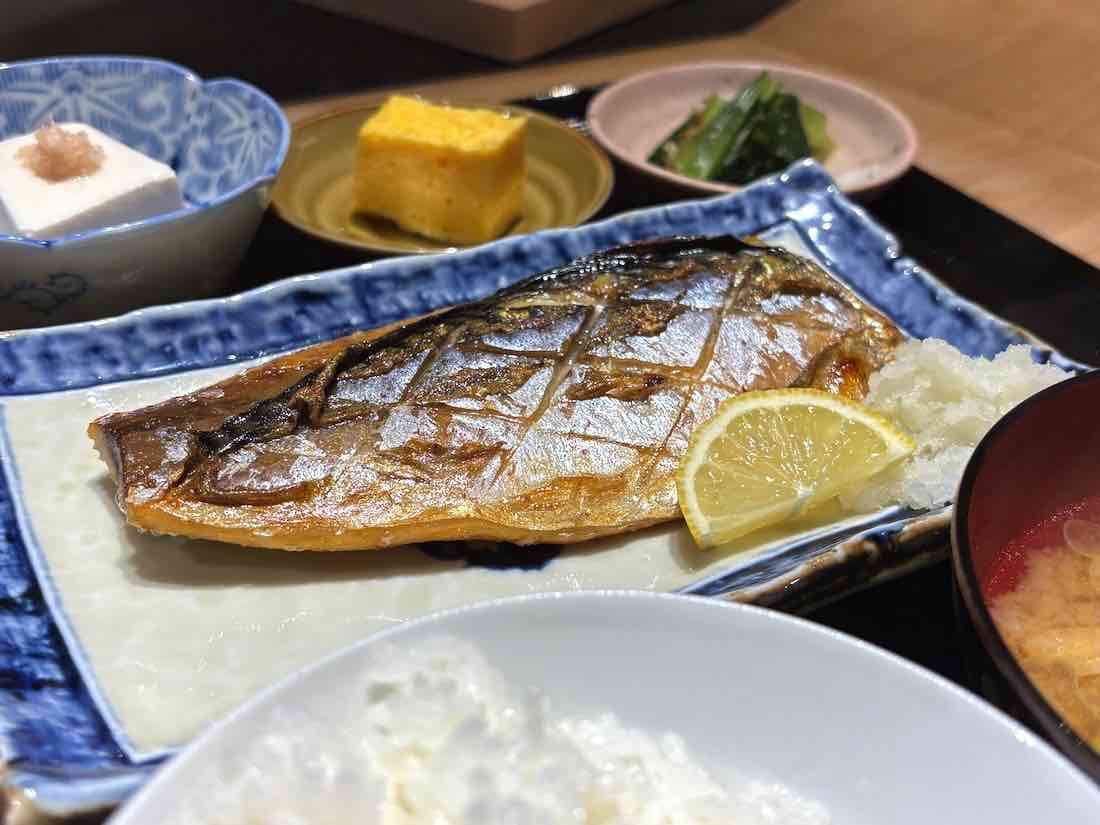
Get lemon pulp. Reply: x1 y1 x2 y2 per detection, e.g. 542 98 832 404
677 388 915 549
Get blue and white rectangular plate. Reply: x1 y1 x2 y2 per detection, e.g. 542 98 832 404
0 161 1084 815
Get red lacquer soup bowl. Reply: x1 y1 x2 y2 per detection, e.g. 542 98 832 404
952 368 1100 781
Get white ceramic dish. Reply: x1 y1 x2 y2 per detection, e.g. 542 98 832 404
108 591 1100 824
587 61 917 197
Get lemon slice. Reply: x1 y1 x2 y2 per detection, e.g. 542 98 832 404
677 388 915 549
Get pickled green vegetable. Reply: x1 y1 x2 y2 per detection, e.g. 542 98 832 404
648 72 834 185
716 93 809 183
648 94 723 168
799 102 835 160
670 72 778 181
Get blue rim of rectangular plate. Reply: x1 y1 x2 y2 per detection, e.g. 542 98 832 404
0 160 1090 815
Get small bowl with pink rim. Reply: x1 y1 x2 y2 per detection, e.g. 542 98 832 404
586 61 917 199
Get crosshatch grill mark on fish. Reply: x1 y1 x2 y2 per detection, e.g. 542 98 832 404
89 236 903 551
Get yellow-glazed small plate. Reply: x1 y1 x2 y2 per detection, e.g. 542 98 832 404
272 103 614 255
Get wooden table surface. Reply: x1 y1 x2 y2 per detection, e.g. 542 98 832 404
285 0 1100 269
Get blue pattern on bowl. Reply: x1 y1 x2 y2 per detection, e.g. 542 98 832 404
0 57 289 248
0 160 1087 814
0 272 88 314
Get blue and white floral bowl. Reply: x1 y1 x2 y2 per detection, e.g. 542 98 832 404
0 56 289 328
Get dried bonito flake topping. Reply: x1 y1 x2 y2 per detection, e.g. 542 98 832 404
16 122 106 182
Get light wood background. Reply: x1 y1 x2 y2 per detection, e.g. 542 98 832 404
288 0 1100 268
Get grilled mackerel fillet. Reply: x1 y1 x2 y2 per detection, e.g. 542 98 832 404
89 237 902 551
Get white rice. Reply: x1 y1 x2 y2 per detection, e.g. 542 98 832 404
167 637 830 825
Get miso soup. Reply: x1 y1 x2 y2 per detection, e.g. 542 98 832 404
991 516 1100 749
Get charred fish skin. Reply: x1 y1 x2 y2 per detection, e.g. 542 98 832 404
89 236 902 551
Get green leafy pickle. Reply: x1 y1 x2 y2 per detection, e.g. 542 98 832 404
799 102 835 161
671 72 778 180
647 94 723 167
716 93 809 184
647 71 833 185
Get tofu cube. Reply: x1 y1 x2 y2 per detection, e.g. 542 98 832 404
354 96 526 245
0 123 184 240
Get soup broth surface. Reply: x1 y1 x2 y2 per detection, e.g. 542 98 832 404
990 498 1100 750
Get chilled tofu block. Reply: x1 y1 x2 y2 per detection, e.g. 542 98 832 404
0 122 184 240
354 96 526 245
